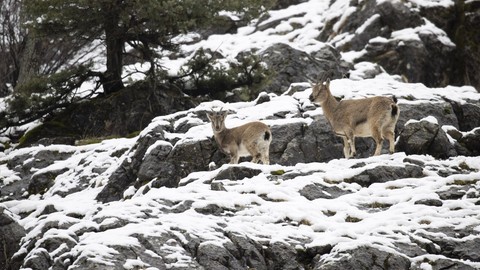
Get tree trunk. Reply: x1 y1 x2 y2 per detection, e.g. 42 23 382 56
16 33 44 87
102 5 124 95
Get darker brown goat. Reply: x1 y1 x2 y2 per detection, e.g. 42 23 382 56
207 109 272 164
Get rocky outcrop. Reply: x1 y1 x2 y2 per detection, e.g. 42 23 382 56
260 43 350 95
320 0 480 90
396 117 457 159
96 126 166 203
17 81 199 148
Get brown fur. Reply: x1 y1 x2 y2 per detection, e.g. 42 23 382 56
207 110 272 164
309 79 399 158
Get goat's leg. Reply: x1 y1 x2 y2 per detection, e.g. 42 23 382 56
345 130 357 158
251 153 261 163
229 152 240 164
384 129 395 154
256 146 270 164
342 136 351 158
262 152 270 165
247 142 261 163
372 129 384 156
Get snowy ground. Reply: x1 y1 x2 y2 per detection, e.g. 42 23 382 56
2 77 480 268
1 0 480 268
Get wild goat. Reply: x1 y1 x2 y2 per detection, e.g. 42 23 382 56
309 78 400 158
207 109 272 164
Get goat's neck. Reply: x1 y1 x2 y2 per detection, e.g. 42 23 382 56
214 129 232 145
321 91 339 122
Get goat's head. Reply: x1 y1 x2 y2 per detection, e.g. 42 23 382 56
309 78 330 104
207 108 228 133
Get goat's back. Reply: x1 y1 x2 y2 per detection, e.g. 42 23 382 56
331 96 398 132
232 121 271 143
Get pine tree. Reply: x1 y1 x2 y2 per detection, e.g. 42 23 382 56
23 0 273 95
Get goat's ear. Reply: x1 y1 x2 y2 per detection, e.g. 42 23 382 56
206 112 214 121
325 78 330 87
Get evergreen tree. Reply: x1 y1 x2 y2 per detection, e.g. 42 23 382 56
23 0 274 95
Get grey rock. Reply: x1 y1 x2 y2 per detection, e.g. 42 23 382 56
458 128 480 156
96 126 165 203
346 164 424 187
215 166 262 181
319 0 461 88
137 142 173 182
416 226 480 263
376 0 423 31
397 102 459 133
437 186 470 200
28 167 69 195
403 157 426 167
313 245 411 270
198 15 238 38
300 184 351 200
450 99 480 132
0 207 25 270
197 242 242 270
260 43 350 95
2 148 74 201
264 241 302 270
23 249 52 270
226 232 267 269
411 258 478 270
211 182 227 191
414 199 443 207
396 118 457 159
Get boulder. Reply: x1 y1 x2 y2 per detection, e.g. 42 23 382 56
345 164 424 187
137 141 173 182
396 118 457 158
450 102 480 132
96 126 165 203
300 184 351 200
0 207 25 270
457 128 480 156
214 166 263 181
397 102 459 133
313 246 411 270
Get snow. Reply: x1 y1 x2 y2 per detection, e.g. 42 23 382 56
4 107 480 268
405 115 439 125
1 0 480 268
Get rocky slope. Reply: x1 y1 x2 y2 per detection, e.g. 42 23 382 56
1 77 480 270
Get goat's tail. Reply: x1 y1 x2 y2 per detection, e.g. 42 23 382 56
391 104 399 117
264 130 271 141
390 96 399 117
